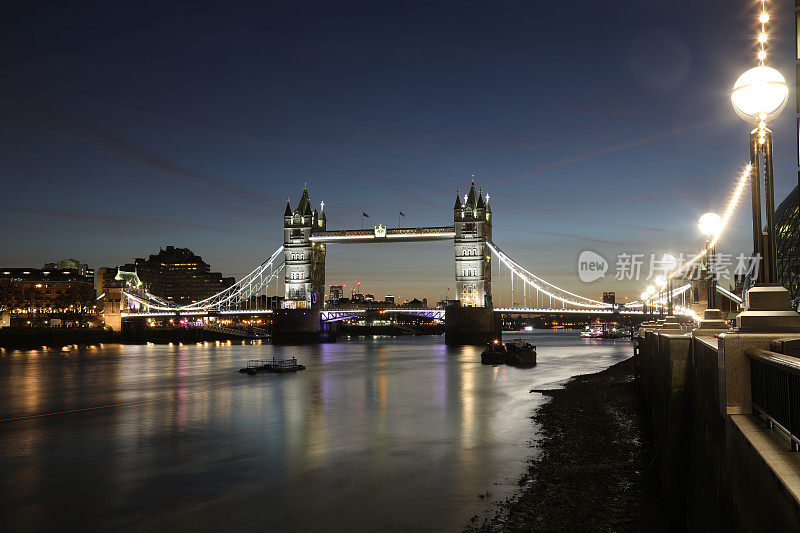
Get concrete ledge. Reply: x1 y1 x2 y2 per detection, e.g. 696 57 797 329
718 333 799 415
728 415 800 530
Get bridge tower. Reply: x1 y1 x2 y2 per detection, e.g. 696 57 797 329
447 179 500 345
275 186 326 344
283 186 326 309
453 180 492 307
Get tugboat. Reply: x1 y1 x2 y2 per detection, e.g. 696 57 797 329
481 339 507 365
505 338 537 366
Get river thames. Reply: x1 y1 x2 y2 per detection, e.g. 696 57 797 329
0 330 631 531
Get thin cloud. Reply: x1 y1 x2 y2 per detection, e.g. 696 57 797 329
516 229 631 246
0 206 270 240
5 94 276 207
485 120 717 186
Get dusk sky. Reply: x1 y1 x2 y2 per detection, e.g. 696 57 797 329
2 0 797 303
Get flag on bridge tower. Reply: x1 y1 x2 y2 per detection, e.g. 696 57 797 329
361 211 369 229
362 212 369 218
398 211 406 227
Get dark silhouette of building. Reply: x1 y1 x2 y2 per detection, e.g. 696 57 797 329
43 258 93 278
120 246 234 305
775 185 800 301
0 268 95 314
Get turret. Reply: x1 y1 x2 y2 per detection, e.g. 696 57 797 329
296 185 311 219
466 179 477 209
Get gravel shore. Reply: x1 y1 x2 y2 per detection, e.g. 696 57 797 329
470 356 673 532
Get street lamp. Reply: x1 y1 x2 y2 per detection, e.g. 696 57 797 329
640 291 649 316
662 254 678 316
725 5 800 333
698 212 723 309
655 275 667 317
731 65 788 284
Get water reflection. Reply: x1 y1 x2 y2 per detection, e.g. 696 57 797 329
0 331 631 531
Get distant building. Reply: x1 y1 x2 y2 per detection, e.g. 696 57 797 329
384 295 395 305
603 291 616 305
118 246 234 306
364 293 375 302
44 258 93 278
0 268 95 314
329 285 344 301
402 298 425 308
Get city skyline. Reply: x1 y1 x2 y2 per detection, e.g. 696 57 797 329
2 0 796 302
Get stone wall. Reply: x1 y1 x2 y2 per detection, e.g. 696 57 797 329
637 326 800 531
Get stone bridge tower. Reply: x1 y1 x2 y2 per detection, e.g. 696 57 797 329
453 180 492 307
283 186 326 309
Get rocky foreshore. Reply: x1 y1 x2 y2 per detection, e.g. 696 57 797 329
470 356 672 532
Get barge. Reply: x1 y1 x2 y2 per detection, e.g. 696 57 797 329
240 357 306 374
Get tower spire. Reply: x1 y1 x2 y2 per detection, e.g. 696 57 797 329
466 179 477 207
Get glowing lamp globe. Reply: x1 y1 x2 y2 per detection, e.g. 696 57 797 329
698 212 723 237
731 66 788 124
646 285 655 296
640 291 649 300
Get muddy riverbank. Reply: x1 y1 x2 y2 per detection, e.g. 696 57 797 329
471 356 673 532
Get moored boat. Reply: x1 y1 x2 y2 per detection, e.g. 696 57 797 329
481 338 537 366
505 338 537 366
481 339 507 364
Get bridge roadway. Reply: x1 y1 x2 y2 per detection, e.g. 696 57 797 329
122 307 642 321
309 226 455 244
494 307 643 315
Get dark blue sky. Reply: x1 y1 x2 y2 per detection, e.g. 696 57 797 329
1 0 796 302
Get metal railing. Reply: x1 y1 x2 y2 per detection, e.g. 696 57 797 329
746 349 800 451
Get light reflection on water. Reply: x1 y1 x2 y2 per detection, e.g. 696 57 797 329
0 330 631 532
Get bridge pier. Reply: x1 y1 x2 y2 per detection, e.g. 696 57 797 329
271 309 322 344
445 307 501 345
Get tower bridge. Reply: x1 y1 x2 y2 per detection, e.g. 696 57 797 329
114 179 654 344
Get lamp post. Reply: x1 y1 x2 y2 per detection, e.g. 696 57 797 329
731 66 788 284
662 254 678 316
698 212 723 309
640 291 649 317
655 276 667 318
729 4 800 333
646 284 657 319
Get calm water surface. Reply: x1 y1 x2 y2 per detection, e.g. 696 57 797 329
0 330 631 532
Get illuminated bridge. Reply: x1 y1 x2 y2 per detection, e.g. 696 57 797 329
110 179 734 343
